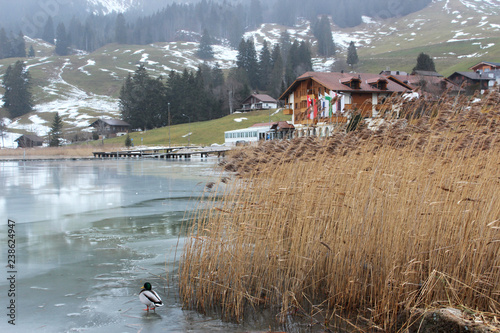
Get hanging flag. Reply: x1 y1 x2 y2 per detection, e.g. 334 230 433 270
324 92 333 117
307 95 312 108
318 92 324 118
313 98 318 119
339 94 345 114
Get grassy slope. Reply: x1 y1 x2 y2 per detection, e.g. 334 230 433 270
353 0 500 75
102 109 290 147
1 0 499 143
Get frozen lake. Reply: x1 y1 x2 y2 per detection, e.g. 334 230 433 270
0 159 261 332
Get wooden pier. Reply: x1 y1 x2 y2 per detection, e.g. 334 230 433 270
93 146 231 159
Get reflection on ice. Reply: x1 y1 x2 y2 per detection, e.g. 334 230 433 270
1 159 272 332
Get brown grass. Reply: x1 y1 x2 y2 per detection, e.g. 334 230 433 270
180 89 500 331
0 144 123 159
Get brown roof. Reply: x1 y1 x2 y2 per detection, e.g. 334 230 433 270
90 118 130 127
243 94 277 104
469 61 500 71
280 72 412 100
14 134 44 143
271 121 294 130
387 74 461 92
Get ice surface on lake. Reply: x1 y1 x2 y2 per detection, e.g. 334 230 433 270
0 159 272 332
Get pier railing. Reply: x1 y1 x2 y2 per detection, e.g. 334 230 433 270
93 146 231 159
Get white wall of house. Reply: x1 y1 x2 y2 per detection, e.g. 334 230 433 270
344 93 352 104
289 93 296 124
260 102 278 109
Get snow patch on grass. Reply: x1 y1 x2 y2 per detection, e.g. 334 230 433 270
78 60 96 75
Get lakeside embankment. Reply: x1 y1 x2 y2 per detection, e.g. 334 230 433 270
180 91 500 332
0 145 104 160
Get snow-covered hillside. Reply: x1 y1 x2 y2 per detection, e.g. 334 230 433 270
86 0 139 14
1 0 500 148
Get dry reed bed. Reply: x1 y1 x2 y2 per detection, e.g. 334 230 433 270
180 91 500 331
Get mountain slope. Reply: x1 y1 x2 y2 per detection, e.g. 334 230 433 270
86 0 140 14
1 0 499 148
350 0 500 72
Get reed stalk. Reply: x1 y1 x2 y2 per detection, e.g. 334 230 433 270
180 90 500 331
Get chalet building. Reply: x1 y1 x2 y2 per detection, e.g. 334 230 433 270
15 134 44 148
280 72 412 137
447 61 500 93
382 70 461 96
447 72 496 92
90 118 130 138
469 61 500 72
240 94 278 111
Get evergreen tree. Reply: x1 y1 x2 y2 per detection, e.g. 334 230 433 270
236 39 259 89
14 31 26 58
197 29 214 60
49 112 63 147
55 23 70 56
347 41 359 68
143 76 168 129
285 41 313 87
269 44 284 99
279 30 292 64
227 14 245 48
120 66 148 129
0 28 11 59
285 40 299 87
69 17 83 50
28 45 35 57
42 16 55 44
115 13 127 44
2 60 33 118
297 41 313 73
124 134 132 147
313 15 336 57
413 52 436 72
247 0 263 29
119 64 168 130
211 63 224 88
258 40 272 91
83 21 95 52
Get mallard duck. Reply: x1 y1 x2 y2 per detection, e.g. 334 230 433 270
139 282 163 312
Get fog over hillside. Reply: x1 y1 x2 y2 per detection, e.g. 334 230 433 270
0 0 433 38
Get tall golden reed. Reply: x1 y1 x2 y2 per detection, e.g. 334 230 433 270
180 90 500 331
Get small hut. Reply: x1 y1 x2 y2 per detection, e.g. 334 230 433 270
15 134 45 148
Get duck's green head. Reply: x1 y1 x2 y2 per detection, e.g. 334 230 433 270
142 282 152 290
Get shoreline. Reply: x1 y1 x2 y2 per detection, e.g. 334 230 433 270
0 156 96 161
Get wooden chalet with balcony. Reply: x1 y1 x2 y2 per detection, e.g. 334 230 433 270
280 72 413 129
469 61 500 72
90 118 131 138
240 94 278 111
